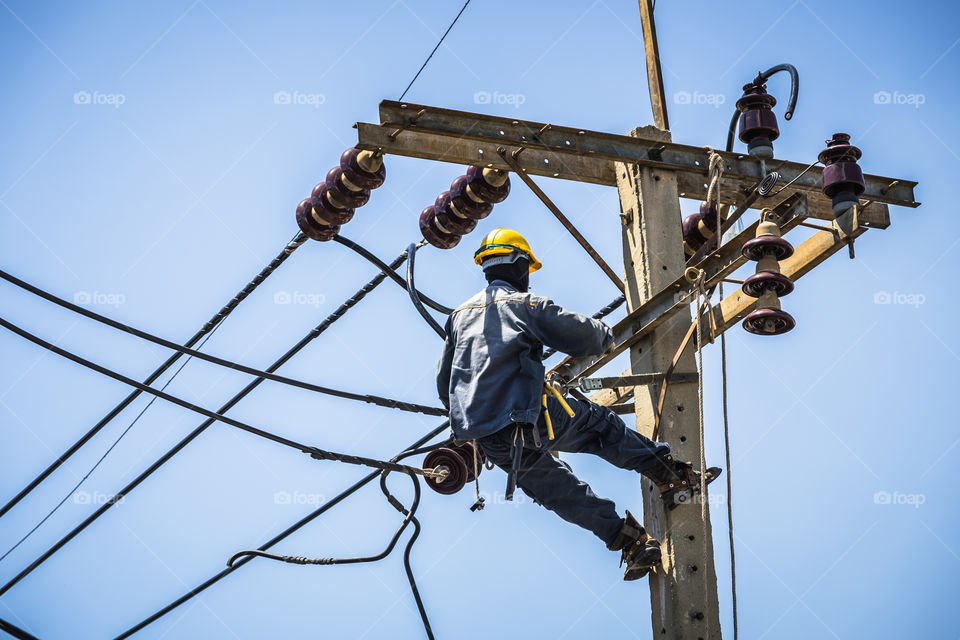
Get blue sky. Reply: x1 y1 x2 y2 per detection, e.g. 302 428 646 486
0 1 955 638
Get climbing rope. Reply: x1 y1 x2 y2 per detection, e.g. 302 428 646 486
714 189 739 640
0 232 308 523
708 147 739 639
0 268 445 417
692 269 711 637
0 242 427 597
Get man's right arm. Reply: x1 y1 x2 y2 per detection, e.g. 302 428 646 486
526 296 613 357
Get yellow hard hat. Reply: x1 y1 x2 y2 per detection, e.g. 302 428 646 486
473 228 542 272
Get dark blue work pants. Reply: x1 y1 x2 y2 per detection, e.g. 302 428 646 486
477 395 671 546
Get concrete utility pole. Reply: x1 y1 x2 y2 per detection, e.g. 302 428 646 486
624 4 721 637
615 127 722 637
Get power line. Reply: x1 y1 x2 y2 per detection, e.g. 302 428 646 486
0 267 445 417
398 0 472 102
0 232 308 522
0 316 442 481
0 242 424 597
0 326 221 564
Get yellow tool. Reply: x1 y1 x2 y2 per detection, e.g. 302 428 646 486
541 382 575 440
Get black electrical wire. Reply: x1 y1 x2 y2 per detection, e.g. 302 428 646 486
0 325 223 564
228 471 420 568
335 236 453 314
0 317 437 479
397 0 471 102
0 232 308 522
0 268 445 417
0 617 40 640
542 294 625 359
114 421 450 639
226 438 450 639
0 243 423 597
406 243 446 339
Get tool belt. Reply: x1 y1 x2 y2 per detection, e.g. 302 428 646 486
505 382 576 501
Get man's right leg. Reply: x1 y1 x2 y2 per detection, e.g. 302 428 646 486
477 426 623 547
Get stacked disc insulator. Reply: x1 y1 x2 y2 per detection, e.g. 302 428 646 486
682 202 721 258
736 82 780 159
818 133 865 215
296 147 387 241
423 442 486 495
740 216 796 335
420 166 510 249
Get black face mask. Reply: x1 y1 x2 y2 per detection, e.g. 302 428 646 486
484 258 530 292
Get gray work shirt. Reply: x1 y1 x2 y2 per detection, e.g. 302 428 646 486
436 279 614 440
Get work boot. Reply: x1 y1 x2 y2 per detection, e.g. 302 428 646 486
607 510 661 581
642 455 722 511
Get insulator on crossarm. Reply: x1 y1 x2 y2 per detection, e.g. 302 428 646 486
818 133 865 215
295 147 387 242
465 166 510 203
310 182 355 225
295 198 340 241
325 166 371 208
449 174 493 220
736 82 779 159
419 205 461 249
340 147 386 189
682 202 721 257
434 191 478 235
740 214 796 335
